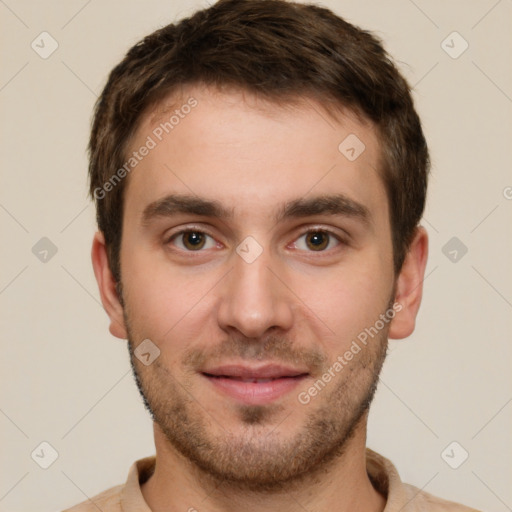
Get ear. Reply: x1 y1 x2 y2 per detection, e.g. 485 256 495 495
91 231 128 339
388 226 428 340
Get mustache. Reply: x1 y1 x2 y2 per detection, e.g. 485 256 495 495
182 332 328 375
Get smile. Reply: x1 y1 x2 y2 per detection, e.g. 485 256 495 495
201 364 309 405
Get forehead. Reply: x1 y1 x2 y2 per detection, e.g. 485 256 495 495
122 85 387 225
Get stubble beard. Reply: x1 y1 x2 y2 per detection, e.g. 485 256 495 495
125 311 388 492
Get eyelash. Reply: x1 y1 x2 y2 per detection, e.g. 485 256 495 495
165 226 348 254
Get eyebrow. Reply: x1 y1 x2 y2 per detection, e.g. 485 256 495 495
276 194 370 225
141 194 233 227
141 193 370 227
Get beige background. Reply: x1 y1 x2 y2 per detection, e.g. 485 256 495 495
1 1 511 510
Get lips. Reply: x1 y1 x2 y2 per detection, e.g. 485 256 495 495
201 364 309 405
202 363 308 379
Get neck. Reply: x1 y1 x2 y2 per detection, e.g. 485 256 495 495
141 421 386 512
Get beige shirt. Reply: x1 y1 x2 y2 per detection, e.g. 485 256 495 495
62 449 480 512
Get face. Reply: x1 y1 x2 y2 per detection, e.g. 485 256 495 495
93 85 426 491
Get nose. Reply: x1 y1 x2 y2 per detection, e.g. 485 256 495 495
216 246 294 339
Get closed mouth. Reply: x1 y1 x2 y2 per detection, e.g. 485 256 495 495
202 373 307 383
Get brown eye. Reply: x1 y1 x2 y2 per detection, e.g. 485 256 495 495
292 230 341 253
181 231 206 250
167 229 216 252
167 229 218 253
305 231 329 251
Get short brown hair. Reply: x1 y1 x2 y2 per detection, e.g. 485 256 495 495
89 0 429 284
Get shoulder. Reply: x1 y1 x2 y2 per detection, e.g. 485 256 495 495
402 483 482 512
365 449 481 512
61 484 123 512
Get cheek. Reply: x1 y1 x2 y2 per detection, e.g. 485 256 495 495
121 248 221 340
292 258 393 347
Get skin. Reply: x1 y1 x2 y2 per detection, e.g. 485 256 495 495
92 85 428 512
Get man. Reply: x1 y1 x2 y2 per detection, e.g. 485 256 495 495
65 0 479 510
